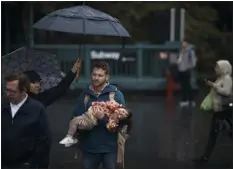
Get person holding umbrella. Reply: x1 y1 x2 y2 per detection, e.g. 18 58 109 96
22 58 81 169
23 58 81 107
32 4 131 168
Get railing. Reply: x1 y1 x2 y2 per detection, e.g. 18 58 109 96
2 44 198 90
2 44 197 90
33 44 181 90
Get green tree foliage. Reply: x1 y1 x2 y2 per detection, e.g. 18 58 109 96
183 3 223 73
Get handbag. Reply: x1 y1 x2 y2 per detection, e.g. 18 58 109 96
117 132 129 169
200 93 213 112
220 82 233 109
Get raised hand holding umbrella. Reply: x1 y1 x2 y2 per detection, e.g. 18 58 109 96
71 58 82 81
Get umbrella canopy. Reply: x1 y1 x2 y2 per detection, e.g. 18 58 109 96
33 5 130 38
1 47 63 92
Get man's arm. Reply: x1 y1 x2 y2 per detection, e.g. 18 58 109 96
114 90 126 106
27 105 51 168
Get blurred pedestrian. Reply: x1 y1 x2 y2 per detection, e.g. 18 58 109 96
195 60 232 166
177 38 197 107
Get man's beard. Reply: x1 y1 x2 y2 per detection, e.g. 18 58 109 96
92 80 106 88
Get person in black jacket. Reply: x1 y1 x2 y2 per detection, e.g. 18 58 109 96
22 58 81 168
2 73 51 169
23 58 81 107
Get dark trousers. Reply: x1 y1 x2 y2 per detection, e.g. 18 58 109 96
203 109 232 158
178 70 193 102
38 152 50 169
2 156 50 169
83 152 117 169
2 164 36 169
2 149 51 169
37 145 51 169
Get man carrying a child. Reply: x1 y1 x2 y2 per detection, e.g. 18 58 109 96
63 62 130 169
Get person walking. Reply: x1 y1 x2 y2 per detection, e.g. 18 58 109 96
177 38 197 107
2 73 51 169
195 60 233 166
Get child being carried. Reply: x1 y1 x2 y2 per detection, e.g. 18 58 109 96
59 100 130 146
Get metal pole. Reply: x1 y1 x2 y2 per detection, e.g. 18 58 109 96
232 3 233 33
29 3 34 48
180 8 186 41
170 8 176 42
4 5 10 54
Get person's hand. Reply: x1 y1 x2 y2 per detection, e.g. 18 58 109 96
71 58 81 74
71 58 82 81
206 80 215 88
95 110 105 120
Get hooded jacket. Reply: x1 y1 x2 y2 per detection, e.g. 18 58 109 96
211 60 232 112
72 84 125 153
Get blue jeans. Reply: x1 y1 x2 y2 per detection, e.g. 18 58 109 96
83 152 117 169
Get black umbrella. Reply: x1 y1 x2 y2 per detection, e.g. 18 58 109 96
33 5 130 82
1 47 63 92
33 5 130 38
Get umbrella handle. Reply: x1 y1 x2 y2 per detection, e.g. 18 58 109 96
75 73 79 81
75 58 82 81
77 45 82 82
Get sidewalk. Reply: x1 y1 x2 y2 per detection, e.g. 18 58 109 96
46 94 232 169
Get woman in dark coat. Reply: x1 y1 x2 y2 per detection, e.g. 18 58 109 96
24 59 81 107
23 58 81 169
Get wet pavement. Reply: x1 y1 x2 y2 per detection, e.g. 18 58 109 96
46 92 232 169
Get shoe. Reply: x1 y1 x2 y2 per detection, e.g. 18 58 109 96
193 156 208 166
190 101 196 107
59 135 76 145
180 101 189 107
64 139 78 147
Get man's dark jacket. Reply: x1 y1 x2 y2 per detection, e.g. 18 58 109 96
1 97 51 168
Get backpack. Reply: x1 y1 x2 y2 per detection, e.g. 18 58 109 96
84 88 117 109
188 48 193 63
